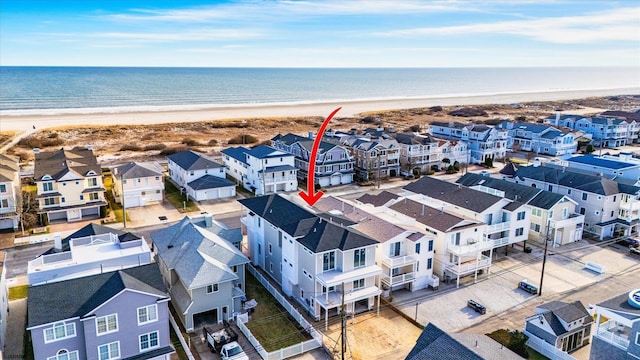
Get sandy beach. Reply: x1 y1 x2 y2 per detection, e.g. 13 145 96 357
1 88 638 134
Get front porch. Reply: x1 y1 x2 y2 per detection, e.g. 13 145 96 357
445 252 492 288
314 285 382 331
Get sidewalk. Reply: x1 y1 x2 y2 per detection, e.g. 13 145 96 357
4 299 27 359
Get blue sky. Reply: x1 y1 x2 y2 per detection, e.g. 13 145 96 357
1 1 639 67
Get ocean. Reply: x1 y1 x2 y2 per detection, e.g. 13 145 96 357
1 66 638 114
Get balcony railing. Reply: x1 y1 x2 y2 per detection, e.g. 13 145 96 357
596 321 630 349
486 221 511 233
448 240 492 255
620 200 640 212
446 255 490 275
381 254 417 268
549 214 585 229
263 176 297 184
380 272 415 286
491 236 510 247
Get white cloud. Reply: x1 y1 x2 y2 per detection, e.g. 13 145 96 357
91 29 265 42
376 7 640 43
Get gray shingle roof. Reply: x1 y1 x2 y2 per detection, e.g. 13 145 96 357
389 198 471 232
597 291 640 319
113 162 163 180
356 191 399 207
273 133 338 154
534 301 592 336
221 147 250 164
406 323 485 360
297 218 378 252
43 223 141 254
456 173 541 203
405 177 502 213
27 263 167 328
151 217 249 290
187 174 235 190
34 147 100 180
167 150 223 171
0 154 18 182
239 194 317 237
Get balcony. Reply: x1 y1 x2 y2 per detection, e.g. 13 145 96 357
381 272 415 287
448 240 492 255
316 265 381 288
315 285 381 311
445 255 490 276
486 221 511 234
596 320 630 350
549 213 585 229
491 236 510 247
263 175 297 184
620 200 640 212
381 254 417 268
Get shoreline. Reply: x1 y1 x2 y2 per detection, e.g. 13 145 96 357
1 87 638 133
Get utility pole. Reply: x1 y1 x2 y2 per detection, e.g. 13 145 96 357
377 154 381 189
341 283 346 360
121 173 126 228
538 219 551 296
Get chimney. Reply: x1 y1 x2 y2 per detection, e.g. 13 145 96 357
421 204 425 216
308 131 314 139
204 213 213 227
555 112 561 124
87 144 93 151
33 148 40 154
113 167 118 176
54 233 62 251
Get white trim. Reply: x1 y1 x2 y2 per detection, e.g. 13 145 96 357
43 321 76 344
87 289 167 315
97 341 120 360
139 330 160 352
27 317 80 330
95 313 118 336
137 304 158 325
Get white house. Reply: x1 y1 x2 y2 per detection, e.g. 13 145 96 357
221 145 298 195
111 161 164 208
0 154 20 230
167 150 236 201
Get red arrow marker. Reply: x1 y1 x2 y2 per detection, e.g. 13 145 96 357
299 107 342 206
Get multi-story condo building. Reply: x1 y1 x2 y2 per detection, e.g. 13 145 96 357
506 164 640 239
427 122 508 163
590 289 640 360
271 133 354 187
27 263 173 360
394 133 441 175
111 161 164 208
239 194 381 329
27 223 152 285
34 147 107 223
222 145 298 195
436 139 470 168
524 301 593 356
166 150 235 201
404 176 531 251
548 113 629 148
600 110 640 144
151 216 249 331
0 154 20 230
552 152 640 186
315 196 437 292
502 122 578 156
457 173 585 246
338 135 401 180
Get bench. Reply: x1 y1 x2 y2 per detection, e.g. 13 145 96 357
518 280 539 295
32 226 47 234
467 300 486 314
584 261 605 274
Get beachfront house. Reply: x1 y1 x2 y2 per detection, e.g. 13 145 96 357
271 133 355 187
337 135 401 180
548 113 629 149
427 122 508 164
111 161 165 208
222 145 298 196
506 164 640 239
502 122 578 156
457 173 585 246
34 147 107 223
166 150 236 201
150 216 249 331
523 301 593 356
27 263 174 360
590 289 640 360
27 223 152 285
0 154 20 230
600 110 640 144
315 196 437 292
393 133 441 175
239 194 382 329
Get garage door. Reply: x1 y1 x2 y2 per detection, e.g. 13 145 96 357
124 196 141 208
218 188 233 198
48 211 66 221
81 207 99 216
0 218 15 229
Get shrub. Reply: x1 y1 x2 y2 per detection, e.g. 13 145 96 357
120 144 142 151
144 143 167 151
585 144 595 154
159 146 189 156
412 168 422 178
208 139 219 146
17 136 64 148
181 138 202 146
453 161 460 171
406 125 421 132
228 134 258 144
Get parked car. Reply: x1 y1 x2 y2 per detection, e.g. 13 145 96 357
220 342 249 360
467 299 486 314
630 247 640 257
618 237 639 248
518 280 539 295
203 322 239 353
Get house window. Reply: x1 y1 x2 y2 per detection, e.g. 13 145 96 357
98 341 120 360
88 178 97 187
427 258 433 270
89 193 99 201
390 242 401 256
47 349 79 360
515 228 524 236
96 314 118 335
353 279 365 289
43 182 54 191
1 199 8 208
580 207 585 215
323 251 335 271
428 240 433 252
0 184 5 192
530 223 541 232
517 211 526 221
79 195 84 201
582 193 588 201
44 197 56 206
636 332 640 346
44 322 76 343
137 304 158 325
567 189 572 195
206 284 219 294
354 248 366 267
415 243 421 254
139 331 159 352
268 243 272 254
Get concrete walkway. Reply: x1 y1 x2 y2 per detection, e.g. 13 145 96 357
4 299 26 359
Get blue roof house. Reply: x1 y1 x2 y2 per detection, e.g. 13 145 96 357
166 150 235 201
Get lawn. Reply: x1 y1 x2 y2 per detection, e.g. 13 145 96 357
102 173 130 223
164 179 199 213
9 285 28 300
244 273 311 352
